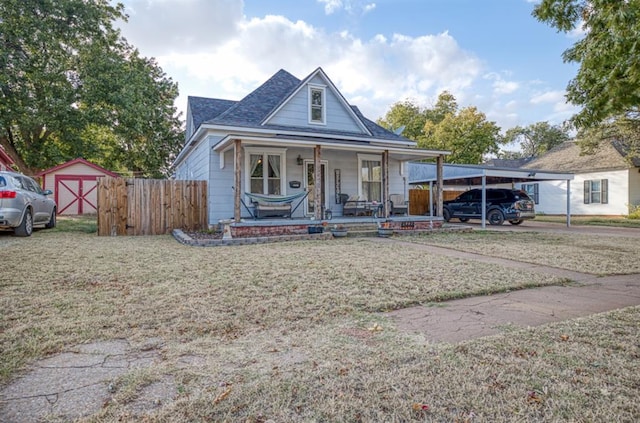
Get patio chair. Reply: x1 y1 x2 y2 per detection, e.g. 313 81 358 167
389 194 408 215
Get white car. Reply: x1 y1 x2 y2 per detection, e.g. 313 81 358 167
0 171 57 236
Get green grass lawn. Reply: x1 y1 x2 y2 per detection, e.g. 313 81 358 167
1 218 638 421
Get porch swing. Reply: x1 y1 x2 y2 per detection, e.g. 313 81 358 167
236 189 310 219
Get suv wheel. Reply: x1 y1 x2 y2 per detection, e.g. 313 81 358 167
487 209 505 226
442 208 451 222
509 219 523 225
14 209 33 237
459 217 470 222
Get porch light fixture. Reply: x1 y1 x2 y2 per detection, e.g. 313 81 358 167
296 155 303 165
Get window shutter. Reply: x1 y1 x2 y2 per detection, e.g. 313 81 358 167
601 179 608 204
534 183 539 204
583 180 590 204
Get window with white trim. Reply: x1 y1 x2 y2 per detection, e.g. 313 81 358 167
584 179 608 204
309 85 325 124
358 154 382 202
521 183 539 204
245 148 287 195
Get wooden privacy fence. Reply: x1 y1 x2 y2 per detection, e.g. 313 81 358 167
409 188 465 215
97 177 208 236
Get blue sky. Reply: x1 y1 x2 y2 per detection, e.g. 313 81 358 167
118 0 581 135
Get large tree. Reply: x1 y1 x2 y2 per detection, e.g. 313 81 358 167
378 93 503 164
0 0 183 177
503 121 570 158
533 0 640 128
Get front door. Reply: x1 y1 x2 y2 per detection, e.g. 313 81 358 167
304 160 328 216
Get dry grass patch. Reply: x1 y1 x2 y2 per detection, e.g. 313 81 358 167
94 307 640 422
1 225 637 421
0 231 565 386
406 231 640 275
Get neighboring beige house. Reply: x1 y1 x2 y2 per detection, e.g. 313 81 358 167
518 140 640 216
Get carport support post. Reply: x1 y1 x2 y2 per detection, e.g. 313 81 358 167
566 179 571 227
429 181 433 217
481 173 487 229
234 139 241 222
436 155 444 218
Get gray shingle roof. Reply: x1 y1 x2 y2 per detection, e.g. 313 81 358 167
186 68 411 143
523 140 634 172
188 96 236 130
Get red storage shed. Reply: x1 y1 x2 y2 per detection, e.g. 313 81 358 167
36 158 119 215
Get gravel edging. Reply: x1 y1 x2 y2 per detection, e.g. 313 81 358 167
172 229 333 246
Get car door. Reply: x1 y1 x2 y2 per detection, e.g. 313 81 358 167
21 177 50 223
449 191 474 217
461 189 482 217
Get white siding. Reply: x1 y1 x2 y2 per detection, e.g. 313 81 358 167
518 169 629 215
175 135 218 181
267 76 365 134
209 149 236 223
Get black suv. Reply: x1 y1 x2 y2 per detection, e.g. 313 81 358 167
443 188 535 225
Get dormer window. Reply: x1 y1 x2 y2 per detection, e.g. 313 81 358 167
309 85 325 124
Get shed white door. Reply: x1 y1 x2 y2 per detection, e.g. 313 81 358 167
55 175 99 215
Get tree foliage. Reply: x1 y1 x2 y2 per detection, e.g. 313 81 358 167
503 121 570 158
533 0 640 128
378 92 503 164
0 0 183 176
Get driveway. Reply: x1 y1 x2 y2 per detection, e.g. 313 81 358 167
449 220 640 238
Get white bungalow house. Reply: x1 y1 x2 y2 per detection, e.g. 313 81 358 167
518 140 640 216
173 67 448 230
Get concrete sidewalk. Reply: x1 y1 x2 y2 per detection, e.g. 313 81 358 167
380 238 640 343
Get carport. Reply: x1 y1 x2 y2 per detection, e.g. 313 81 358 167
408 163 575 228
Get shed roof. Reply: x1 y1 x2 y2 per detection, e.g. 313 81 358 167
0 146 14 166
35 158 119 177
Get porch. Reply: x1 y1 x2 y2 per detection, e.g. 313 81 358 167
225 214 445 238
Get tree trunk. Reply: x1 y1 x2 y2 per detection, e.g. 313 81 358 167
0 135 35 175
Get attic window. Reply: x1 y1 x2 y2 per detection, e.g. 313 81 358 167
309 86 325 124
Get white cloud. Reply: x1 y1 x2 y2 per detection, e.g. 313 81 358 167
484 72 519 95
317 0 377 15
120 0 243 54
530 90 565 104
119 1 483 120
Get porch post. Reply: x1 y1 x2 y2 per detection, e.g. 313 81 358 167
314 145 322 220
234 139 241 222
436 154 444 217
382 150 390 218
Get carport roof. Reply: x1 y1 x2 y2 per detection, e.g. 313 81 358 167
408 162 574 186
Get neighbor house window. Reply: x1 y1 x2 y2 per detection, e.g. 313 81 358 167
246 148 286 195
309 85 325 124
358 154 381 202
584 179 608 204
522 183 539 204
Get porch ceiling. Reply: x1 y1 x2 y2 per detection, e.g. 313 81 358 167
214 134 450 161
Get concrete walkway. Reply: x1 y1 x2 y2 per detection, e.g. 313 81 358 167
381 237 640 343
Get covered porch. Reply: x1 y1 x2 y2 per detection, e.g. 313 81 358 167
214 134 449 224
